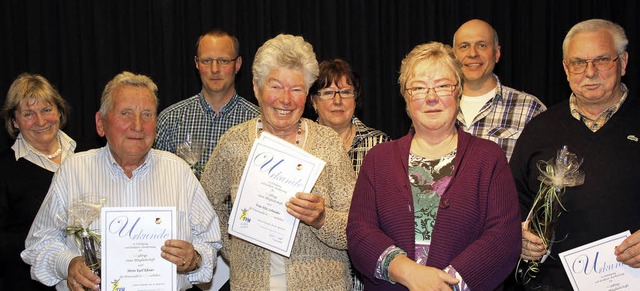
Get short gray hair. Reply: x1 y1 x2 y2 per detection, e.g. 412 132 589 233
99 71 159 117
252 34 319 90
562 19 628 59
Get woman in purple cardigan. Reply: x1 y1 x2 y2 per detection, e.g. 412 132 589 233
346 42 520 290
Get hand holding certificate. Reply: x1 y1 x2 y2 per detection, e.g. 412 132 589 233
228 132 326 257
100 207 177 291
560 231 640 290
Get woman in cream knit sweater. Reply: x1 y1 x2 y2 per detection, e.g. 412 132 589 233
201 34 355 290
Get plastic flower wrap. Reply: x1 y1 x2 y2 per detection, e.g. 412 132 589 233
176 133 204 177
517 145 585 284
64 195 106 286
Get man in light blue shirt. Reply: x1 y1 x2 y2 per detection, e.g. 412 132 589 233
22 71 222 291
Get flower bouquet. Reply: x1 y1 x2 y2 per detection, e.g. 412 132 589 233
176 133 204 177
65 195 105 289
516 145 585 284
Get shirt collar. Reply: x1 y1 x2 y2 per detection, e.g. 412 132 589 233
197 92 240 115
12 130 77 161
492 74 505 103
569 83 628 131
101 145 153 179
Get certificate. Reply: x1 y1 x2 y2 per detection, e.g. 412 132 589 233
100 207 177 291
560 230 640 290
228 132 326 257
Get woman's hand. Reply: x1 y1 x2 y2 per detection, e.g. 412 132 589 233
286 192 326 229
389 254 459 290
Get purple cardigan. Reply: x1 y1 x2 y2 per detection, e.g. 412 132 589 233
347 128 520 290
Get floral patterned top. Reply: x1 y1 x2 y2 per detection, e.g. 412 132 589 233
409 150 456 264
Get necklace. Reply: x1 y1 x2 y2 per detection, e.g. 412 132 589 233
28 136 62 159
256 118 302 146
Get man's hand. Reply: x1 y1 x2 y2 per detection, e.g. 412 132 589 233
615 229 640 268
67 256 100 291
521 221 548 261
286 192 326 229
161 239 199 273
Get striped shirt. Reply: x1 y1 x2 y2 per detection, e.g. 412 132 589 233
21 146 222 290
570 83 628 132
457 75 546 161
154 92 260 177
349 117 391 175
12 130 76 172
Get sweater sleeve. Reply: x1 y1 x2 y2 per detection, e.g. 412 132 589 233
310 127 356 249
448 156 521 290
201 133 236 259
347 145 408 284
510 122 538 220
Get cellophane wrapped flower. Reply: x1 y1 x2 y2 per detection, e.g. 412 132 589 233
516 145 585 284
64 195 105 286
176 133 204 177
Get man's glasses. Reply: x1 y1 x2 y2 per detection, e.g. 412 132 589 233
565 55 620 74
405 84 458 101
315 89 356 100
195 56 239 66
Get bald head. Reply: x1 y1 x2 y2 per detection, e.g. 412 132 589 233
452 19 501 94
453 19 499 47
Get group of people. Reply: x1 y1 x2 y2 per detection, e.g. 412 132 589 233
1 17 638 291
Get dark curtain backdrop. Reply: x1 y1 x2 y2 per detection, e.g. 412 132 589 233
1 0 638 150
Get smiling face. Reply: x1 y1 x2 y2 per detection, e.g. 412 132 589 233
312 75 355 130
405 61 459 135
13 99 61 151
195 34 242 101
96 85 157 167
453 20 500 93
254 68 307 136
563 29 628 112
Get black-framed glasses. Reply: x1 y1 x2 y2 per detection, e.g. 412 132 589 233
315 89 356 100
195 56 239 66
565 55 620 74
405 83 458 101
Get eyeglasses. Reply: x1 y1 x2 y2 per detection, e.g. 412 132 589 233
315 89 356 100
405 84 458 101
195 56 239 66
565 55 620 74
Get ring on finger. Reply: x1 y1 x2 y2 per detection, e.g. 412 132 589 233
182 259 186 267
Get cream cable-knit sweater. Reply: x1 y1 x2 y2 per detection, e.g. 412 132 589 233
201 117 355 290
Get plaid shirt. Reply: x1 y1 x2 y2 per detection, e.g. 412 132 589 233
154 92 260 177
570 83 628 132
457 75 546 161
350 117 391 175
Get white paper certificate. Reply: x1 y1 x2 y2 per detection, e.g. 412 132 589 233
228 132 326 257
100 207 177 291
560 230 640 290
